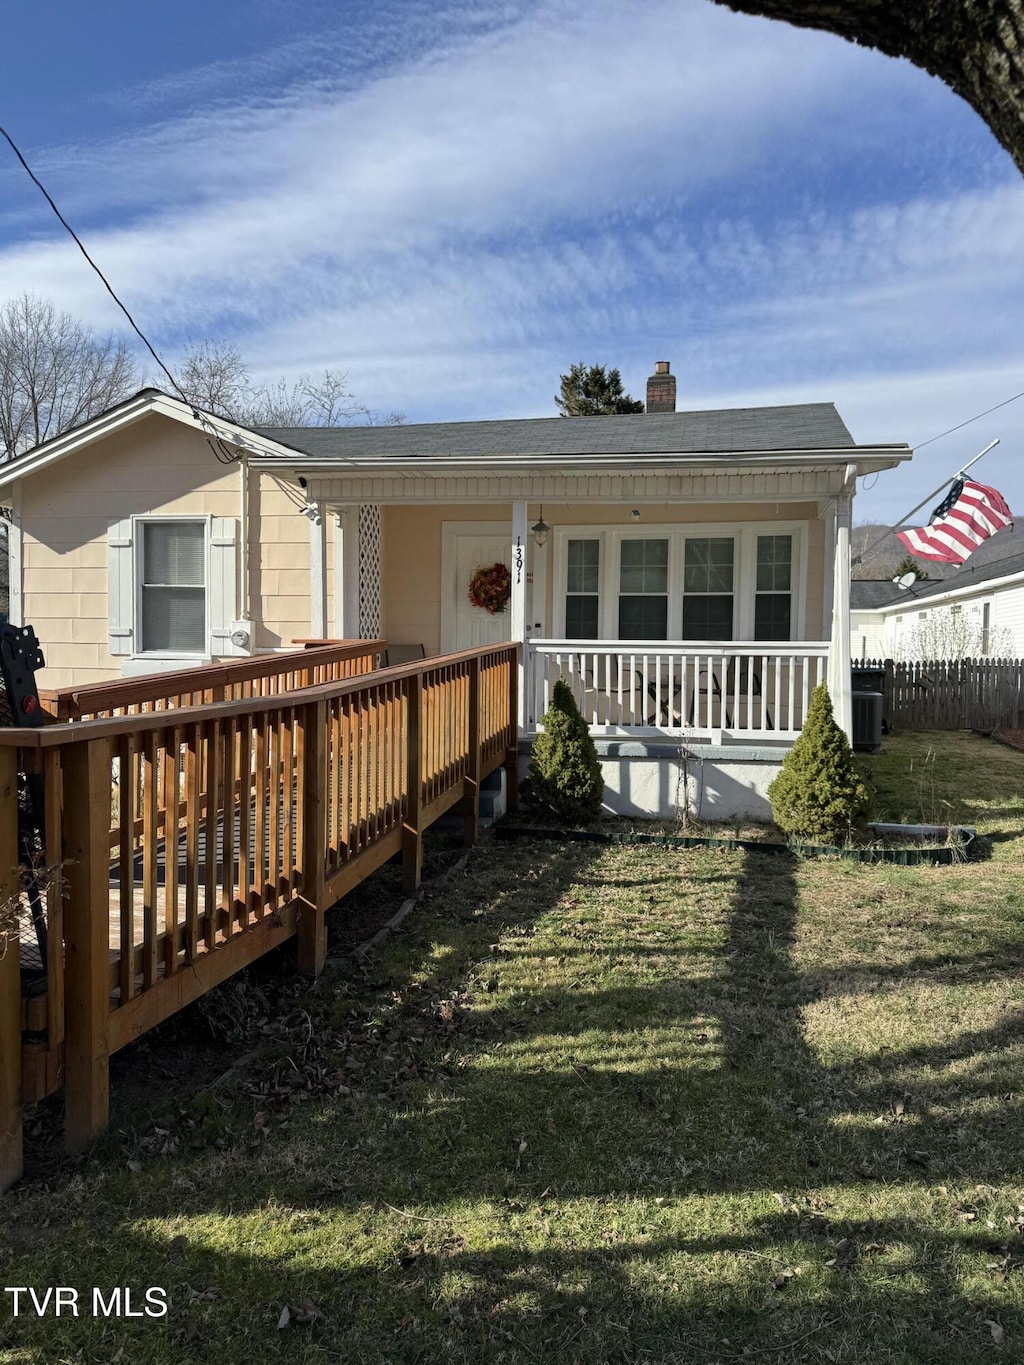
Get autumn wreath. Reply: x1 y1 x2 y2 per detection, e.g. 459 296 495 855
468 562 511 614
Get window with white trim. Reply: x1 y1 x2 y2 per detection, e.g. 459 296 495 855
140 521 206 652
618 539 668 639
682 537 734 639
553 521 806 642
753 535 792 641
565 538 600 638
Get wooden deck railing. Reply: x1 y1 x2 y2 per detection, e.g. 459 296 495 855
0 643 518 1191
39 639 385 721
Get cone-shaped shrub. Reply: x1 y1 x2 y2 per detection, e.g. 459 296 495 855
768 683 870 842
523 679 605 823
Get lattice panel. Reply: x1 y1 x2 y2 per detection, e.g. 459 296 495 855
358 504 382 638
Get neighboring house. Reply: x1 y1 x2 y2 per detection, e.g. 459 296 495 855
0 368 910 817
852 548 1024 660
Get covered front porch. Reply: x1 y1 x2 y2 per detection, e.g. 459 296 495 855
293 488 855 754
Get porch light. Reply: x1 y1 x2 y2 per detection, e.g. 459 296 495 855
629 508 641 521
531 514 550 548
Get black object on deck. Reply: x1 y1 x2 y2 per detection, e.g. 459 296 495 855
0 624 49 974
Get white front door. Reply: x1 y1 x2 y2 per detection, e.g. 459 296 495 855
452 532 513 651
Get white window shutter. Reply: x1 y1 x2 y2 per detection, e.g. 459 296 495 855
209 517 243 655
107 518 134 656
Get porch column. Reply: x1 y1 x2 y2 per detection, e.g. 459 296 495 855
827 489 853 742
307 501 327 639
511 500 528 730
333 506 359 637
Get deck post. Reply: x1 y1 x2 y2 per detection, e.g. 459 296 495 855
0 748 23 1192
298 698 328 976
461 658 481 846
505 644 520 811
403 673 423 893
63 737 112 1154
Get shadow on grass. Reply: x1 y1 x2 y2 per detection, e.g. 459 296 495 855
5 838 1024 1363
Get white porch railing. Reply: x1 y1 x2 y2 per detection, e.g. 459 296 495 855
526 639 830 742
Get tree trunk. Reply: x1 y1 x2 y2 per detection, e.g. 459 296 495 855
711 1 1024 174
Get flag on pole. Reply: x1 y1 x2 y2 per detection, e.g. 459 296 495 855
896 479 1013 565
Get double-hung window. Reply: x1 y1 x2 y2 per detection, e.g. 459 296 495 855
753 535 792 641
682 537 734 639
618 539 668 639
140 521 206 652
565 539 600 638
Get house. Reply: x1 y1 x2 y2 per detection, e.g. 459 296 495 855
0 364 910 818
852 548 1024 661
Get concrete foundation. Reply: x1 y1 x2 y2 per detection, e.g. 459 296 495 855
518 738 788 822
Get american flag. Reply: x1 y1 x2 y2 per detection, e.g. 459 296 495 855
896 479 1013 565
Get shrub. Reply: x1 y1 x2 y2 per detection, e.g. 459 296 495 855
523 679 605 823
768 683 870 842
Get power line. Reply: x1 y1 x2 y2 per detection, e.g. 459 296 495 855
914 385 1024 451
0 122 238 464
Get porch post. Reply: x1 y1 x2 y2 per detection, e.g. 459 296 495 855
511 500 528 730
827 487 853 742
333 507 359 637
307 501 327 639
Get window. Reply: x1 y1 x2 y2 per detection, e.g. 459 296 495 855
753 535 792 641
982 602 991 654
618 539 668 639
682 537 733 639
140 522 206 652
565 539 600 638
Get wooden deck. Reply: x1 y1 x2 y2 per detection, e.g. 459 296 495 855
2 641 518 1191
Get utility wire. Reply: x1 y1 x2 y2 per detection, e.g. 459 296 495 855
0 121 238 464
914 386 1024 451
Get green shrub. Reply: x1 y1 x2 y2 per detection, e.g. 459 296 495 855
523 679 605 823
768 683 870 843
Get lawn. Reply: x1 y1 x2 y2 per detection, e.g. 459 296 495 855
3 731 1024 1363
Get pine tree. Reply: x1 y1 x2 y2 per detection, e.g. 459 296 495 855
893 555 928 581
523 680 605 822
555 364 644 416
768 683 870 842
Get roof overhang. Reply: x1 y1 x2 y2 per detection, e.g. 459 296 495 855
872 565 1024 614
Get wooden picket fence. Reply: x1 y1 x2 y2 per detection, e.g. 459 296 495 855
862 657 1024 732
1 642 518 1192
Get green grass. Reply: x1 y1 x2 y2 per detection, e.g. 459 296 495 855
3 732 1024 1363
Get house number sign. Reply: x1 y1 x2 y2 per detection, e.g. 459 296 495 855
513 536 524 585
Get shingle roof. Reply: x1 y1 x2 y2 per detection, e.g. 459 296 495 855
851 580 903 609
255 402 859 459
853 548 1024 612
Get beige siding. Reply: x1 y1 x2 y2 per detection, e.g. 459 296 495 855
20 416 319 688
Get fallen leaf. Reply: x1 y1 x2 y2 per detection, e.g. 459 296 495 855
985 1318 1005 1346
278 1306 291 1330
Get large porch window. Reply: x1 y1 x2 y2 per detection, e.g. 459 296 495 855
555 523 802 640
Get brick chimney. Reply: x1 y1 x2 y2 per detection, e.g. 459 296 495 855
646 361 676 413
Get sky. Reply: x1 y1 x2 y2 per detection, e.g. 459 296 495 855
0 0 1022 523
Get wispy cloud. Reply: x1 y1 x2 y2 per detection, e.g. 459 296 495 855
0 0 1018 521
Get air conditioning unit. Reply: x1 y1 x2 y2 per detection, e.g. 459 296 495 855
852 691 883 753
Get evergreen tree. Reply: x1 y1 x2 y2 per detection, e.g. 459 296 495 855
768 683 870 842
523 680 605 822
555 363 644 416
893 555 928 581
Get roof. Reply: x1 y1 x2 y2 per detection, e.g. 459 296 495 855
855 547 1024 613
254 402 861 459
851 580 904 609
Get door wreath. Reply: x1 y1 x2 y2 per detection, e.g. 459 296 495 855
468 562 511 614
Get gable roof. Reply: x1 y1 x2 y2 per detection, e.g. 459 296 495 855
0 387 910 498
256 403 861 460
851 580 904 609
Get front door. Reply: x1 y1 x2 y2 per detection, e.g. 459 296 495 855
452 532 513 651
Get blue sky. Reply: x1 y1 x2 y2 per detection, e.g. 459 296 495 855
1 0 1022 522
